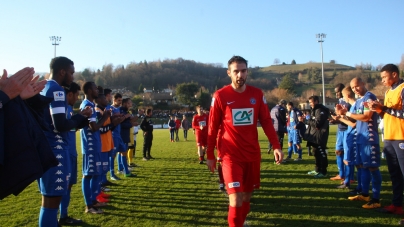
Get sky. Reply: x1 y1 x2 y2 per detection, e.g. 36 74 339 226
0 0 403 74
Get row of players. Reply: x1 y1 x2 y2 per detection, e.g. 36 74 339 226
36 56 159 226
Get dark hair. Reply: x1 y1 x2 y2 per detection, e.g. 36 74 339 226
146 108 152 115
287 102 294 107
97 86 104 95
335 83 345 92
50 57 74 75
82 81 95 95
381 64 400 76
308 96 319 103
228 56 248 69
122 98 131 104
64 81 81 94
104 88 112 96
114 93 122 99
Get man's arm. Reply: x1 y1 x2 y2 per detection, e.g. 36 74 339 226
88 108 111 132
335 115 356 128
140 117 147 131
371 89 404 119
206 95 222 172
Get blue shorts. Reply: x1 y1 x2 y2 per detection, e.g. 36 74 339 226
69 154 77 185
82 152 101 176
39 148 71 196
287 129 295 143
357 143 380 168
100 152 110 174
113 136 127 153
335 130 346 151
343 139 356 164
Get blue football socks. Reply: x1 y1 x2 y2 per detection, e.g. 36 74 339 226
39 207 58 227
371 169 382 199
82 177 92 205
59 188 71 218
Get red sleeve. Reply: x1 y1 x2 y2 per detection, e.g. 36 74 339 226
259 92 281 149
207 93 222 160
192 115 198 129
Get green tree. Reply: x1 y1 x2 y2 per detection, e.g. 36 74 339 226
310 67 321 83
138 83 144 93
278 73 295 93
82 68 94 81
291 59 296 65
198 92 212 110
175 82 199 107
95 76 104 87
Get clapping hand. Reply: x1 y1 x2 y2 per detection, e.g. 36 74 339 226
20 75 47 99
335 104 347 116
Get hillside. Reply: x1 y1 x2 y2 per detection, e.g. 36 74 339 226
73 58 379 97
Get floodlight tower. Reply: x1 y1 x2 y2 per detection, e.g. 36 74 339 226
316 33 326 105
49 36 61 58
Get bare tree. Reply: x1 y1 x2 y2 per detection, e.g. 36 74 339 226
370 84 389 97
273 58 280 65
400 54 404 71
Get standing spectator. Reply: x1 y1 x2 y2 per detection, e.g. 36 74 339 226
330 84 350 182
206 56 283 227
295 115 306 160
117 98 137 177
174 116 181 141
38 57 92 225
305 95 330 178
94 88 114 202
269 99 287 154
80 82 111 214
369 64 403 216
192 106 209 164
181 115 190 141
140 109 154 160
168 115 176 142
337 77 381 209
59 82 83 225
333 86 357 190
285 102 303 161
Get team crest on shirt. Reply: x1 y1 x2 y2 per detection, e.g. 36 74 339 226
53 91 65 101
232 108 254 126
250 98 256 105
399 143 404 150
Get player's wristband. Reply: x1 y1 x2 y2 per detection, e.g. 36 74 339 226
346 112 351 117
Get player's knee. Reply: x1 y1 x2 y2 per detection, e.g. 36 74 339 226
228 192 243 207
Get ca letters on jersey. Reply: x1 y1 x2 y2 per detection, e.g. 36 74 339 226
232 108 254 126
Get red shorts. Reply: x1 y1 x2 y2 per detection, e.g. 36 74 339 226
195 131 207 147
222 159 260 194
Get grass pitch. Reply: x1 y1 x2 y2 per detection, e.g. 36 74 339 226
0 125 399 226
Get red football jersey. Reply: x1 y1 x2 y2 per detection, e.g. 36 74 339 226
192 113 209 133
207 85 280 162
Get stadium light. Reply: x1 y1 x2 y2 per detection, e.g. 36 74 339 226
316 33 326 105
49 36 61 58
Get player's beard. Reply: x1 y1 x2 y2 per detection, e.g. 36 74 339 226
235 78 246 88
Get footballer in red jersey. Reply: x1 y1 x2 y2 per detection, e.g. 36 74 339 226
192 106 209 164
207 56 283 227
